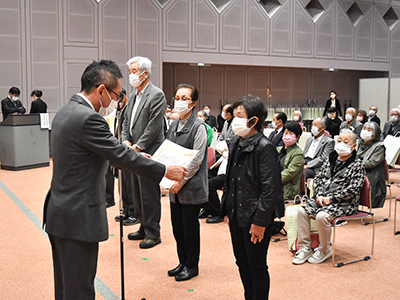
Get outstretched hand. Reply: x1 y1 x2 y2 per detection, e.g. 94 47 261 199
165 165 188 182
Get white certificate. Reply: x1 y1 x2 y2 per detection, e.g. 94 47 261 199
152 139 198 188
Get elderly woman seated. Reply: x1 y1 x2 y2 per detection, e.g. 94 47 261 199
292 130 366 265
292 110 304 130
357 122 386 208
277 121 304 201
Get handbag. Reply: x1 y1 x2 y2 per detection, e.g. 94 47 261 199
271 220 287 236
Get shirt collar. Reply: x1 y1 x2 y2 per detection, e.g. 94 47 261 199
137 82 150 97
77 93 95 110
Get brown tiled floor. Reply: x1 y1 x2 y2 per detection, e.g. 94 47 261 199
1 162 400 299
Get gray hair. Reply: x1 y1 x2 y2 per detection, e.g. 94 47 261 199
346 107 356 115
390 107 400 115
339 129 357 143
126 56 152 77
363 121 381 142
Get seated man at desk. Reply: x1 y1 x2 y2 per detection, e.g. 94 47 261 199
292 130 365 265
303 117 335 180
1 87 26 121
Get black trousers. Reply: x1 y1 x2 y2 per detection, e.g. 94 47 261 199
229 219 273 300
49 235 98 300
170 195 201 268
129 172 161 239
207 174 225 216
105 165 115 206
304 157 316 180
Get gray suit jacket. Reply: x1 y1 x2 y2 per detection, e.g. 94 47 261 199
340 119 363 137
43 94 165 243
303 134 335 172
121 82 166 155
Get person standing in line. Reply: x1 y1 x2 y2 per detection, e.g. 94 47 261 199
222 95 283 300
167 83 208 282
121 56 167 248
43 59 187 300
29 90 47 114
1 86 26 121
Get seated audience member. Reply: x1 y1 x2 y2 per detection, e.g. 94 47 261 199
30 90 47 114
197 110 213 146
268 112 287 147
1 86 26 121
357 122 386 208
277 121 304 200
356 109 367 124
303 117 335 180
200 104 234 223
203 104 218 129
325 107 341 137
340 107 363 137
381 108 400 141
292 110 304 130
367 105 380 126
217 106 225 133
292 130 365 265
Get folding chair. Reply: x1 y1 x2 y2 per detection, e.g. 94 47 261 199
331 177 375 267
364 159 392 225
394 195 400 235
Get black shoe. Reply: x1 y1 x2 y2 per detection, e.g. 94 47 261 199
198 209 209 219
139 237 161 249
175 266 198 282
167 264 184 277
206 216 223 224
127 231 145 241
115 214 128 222
106 202 115 208
123 216 138 226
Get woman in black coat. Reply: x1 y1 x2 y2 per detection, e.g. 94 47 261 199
323 90 342 117
30 90 47 113
221 95 283 300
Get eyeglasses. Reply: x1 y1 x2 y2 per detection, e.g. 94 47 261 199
106 87 124 102
174 97 192 101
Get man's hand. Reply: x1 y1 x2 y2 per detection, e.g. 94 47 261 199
250 224 266 244
132 144 141 153
170 182 184 194
304 165 308 170
165 165 188 182
316 196 331 206
123 141 132 147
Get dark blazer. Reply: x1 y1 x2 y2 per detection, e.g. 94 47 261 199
30 98 47 114
121 82 166 155
323 98 342 117
368 115 381 126
1 97 26 120
205 114 217 129
43 94 165 242
268 129 284 147
303 134 335 174
381 120 400 141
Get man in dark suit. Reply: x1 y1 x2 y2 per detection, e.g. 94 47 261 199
202 104 218 129
29 90 47 114
268 112 287 147
303 117 335 179
1 86 26 121
43 60 186 300
122 56 167 249
367 105 381 126
381 108 400 141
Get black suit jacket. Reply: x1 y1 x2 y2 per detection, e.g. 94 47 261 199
1 97 26 120
268 129 284 147
368 115 381 126
206 114 217 129
30 98 47 114
381 120 400 141
323 98 342 117
43 94 165 242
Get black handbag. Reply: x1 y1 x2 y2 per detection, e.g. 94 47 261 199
272 220 287 236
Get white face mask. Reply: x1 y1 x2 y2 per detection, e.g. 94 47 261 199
311 125 320 136
129 71 145 88
98 89 118 116
174 100 193 115
12 96 19 101
31 97 35 102
166 112 171 118
360 129 373 142
391 115 399 123
356 116 363 122
335 142 354 156
293 116 299 122
330 94 335 99
368 110 376 117
198 117 204 121
271 121 277 129
327 113 333 119
221 112 226 120
345 114 353 122
203 108 210 114
232 117 255 137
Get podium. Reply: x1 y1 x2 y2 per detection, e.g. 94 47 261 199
0 114 49 170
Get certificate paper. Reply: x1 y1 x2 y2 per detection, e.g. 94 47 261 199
152 139 198 188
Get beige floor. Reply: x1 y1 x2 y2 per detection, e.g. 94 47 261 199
0 162 399 300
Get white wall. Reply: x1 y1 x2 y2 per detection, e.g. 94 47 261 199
359 78 389 124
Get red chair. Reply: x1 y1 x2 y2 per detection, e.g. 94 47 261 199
331 177 375 267
394 195 400 235
207 147 216 169
364 159 392 225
